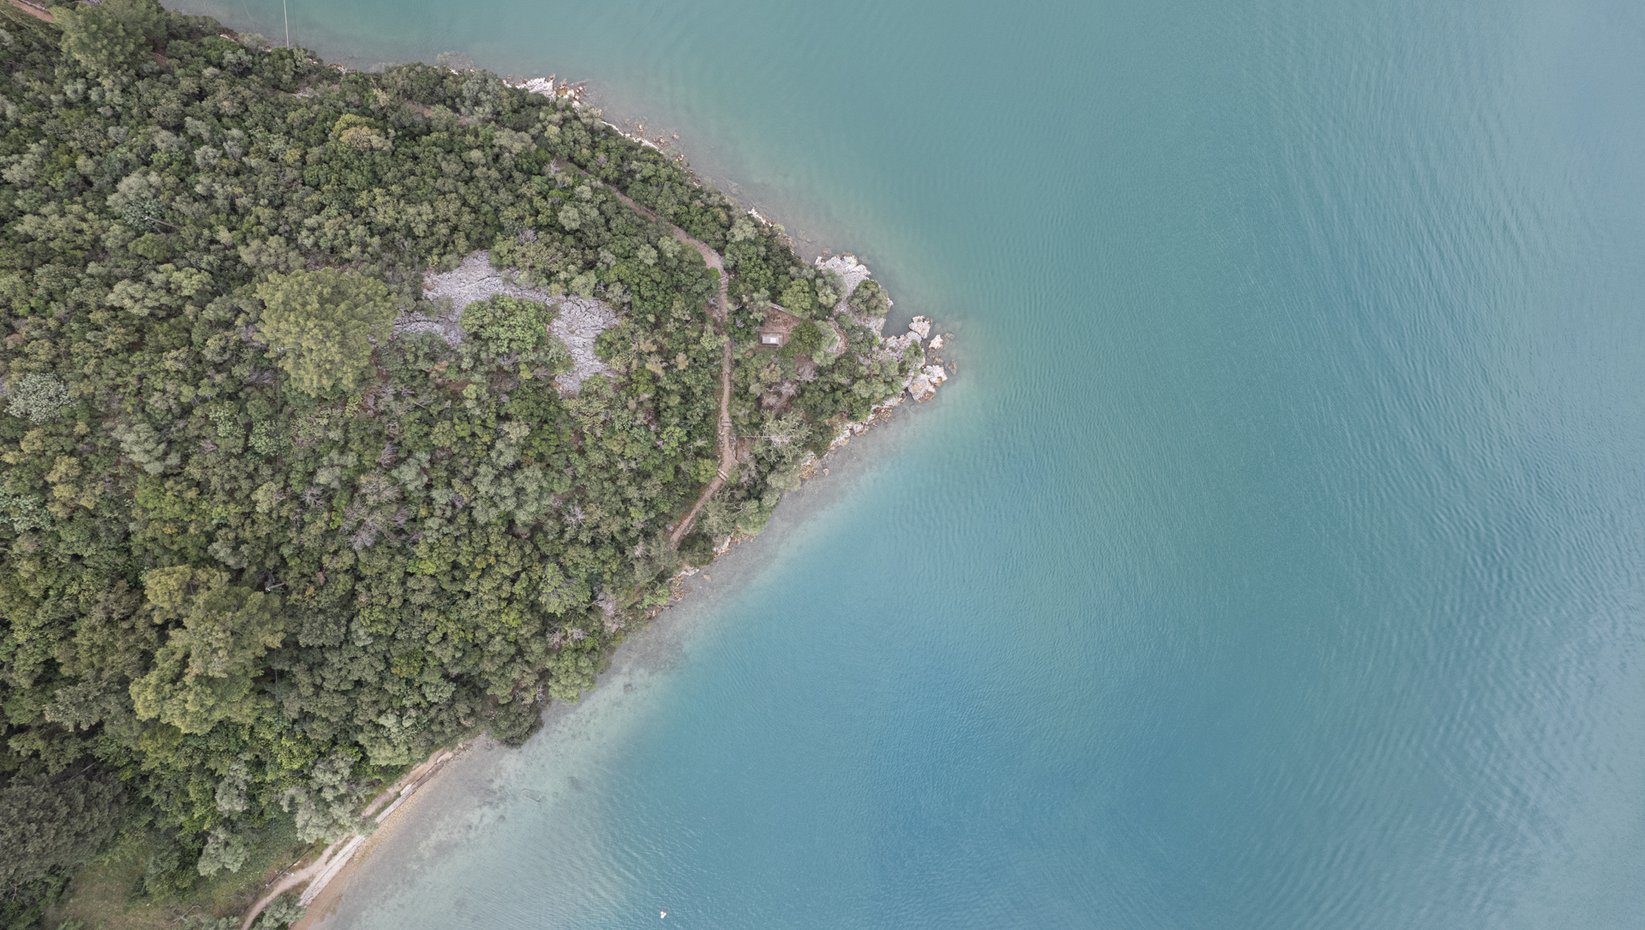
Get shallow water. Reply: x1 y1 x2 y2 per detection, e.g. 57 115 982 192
170 0 1645 926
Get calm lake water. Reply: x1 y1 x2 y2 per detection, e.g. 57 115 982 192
171 0 1645 926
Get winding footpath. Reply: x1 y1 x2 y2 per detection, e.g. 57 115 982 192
238 840 352 930
5 0 53 22
589 178 737 547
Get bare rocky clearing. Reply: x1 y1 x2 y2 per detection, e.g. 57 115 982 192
409 250 619 394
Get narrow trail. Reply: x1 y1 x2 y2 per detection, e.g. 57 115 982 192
5 0 54 22
238 845 341 930
575 173 737 547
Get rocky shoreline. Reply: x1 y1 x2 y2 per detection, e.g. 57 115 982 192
816 252 951 407
508 78 956 447
266 74 949 930
685 250 950 568
506 77 953 405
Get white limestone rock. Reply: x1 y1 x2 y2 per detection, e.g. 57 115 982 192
515 77 557 97
817 253 872 305
907 364 948 403
511 76 584 103
416 251 618 396
816 253 887 335
550 297 620 395
421 250 557 313
883 332 922 359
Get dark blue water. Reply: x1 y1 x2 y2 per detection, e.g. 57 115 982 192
171 0 1645 926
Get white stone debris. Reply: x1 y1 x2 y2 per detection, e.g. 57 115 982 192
907 364 948 403
817 253 873 302
514 77 556 97
511 76 584 104
882 330 923 359
550 297 619 394
391 313 464 345
816 253 885 334
420 250 557 316
413 251 618 395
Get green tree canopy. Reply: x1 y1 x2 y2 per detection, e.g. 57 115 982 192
0 6 923 920
4 373 70 423
128 567 286 736
460 295 550 354
783 320 824 361
254 269 397 397
847 278 890 320
0 767 124 926
54 0 166 79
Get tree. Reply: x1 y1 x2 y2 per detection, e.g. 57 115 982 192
128 567 286 735
54 0 166 79
460 295 549 353
280 754 360 843
777 278 819 318
4 373 69 423
252 893 306 929
254 269 398 396
330 114 392 152
783 321 824 362
195 826 249 877
113 420 179 475
847 278 889 320
0 767 125 925
534 562 590 616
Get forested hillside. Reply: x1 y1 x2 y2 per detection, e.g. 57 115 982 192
0 2 919 924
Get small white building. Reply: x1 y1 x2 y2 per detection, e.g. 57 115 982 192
757 304 800 348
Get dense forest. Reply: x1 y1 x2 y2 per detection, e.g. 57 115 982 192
0 2 925 925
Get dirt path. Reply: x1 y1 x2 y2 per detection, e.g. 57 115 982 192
558 167 737 547
238 843 348 930
6 0 54 22
669 334 735 546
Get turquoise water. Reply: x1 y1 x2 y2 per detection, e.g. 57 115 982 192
173 0 1645 926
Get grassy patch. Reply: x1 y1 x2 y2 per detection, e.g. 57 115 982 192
47 817 307 930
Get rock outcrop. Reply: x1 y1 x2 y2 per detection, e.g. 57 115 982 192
908 364 948 403
550 297 619 394
813 253 950 406
416 250 619 395
817 253 885 334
